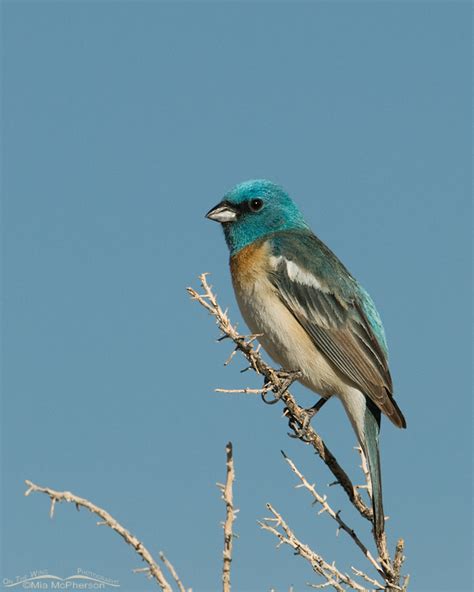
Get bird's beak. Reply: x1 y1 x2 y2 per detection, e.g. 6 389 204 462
205 201 237 223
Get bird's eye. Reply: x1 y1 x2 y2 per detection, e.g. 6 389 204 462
249 198 263 212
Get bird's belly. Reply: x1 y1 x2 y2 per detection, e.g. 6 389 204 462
233 276 344 398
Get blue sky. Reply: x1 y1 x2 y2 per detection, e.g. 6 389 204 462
1 2 472 591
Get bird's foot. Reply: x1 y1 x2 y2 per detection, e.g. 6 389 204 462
260 369 303 405
287 397 328 441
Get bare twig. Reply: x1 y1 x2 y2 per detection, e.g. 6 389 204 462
259 503 366 592
351 566 386 589
392 539 406 586
217 442 236 592
281 451 384 580
215 386 272 395
355 446 372 499
159 552 186 592
24 480 173 592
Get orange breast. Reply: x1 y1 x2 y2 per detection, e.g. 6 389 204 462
230 240 270 290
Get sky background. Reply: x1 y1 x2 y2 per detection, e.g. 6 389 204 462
1 1 472 591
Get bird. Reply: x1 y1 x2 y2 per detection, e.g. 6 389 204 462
206 179 406 537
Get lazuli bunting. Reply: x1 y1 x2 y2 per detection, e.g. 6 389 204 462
206 179 406 537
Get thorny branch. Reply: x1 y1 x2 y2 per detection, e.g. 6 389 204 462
188 273 408 591
158 553 187 592
280 451 384 580
24 480 176 592
217 442 237 592
259 503 366 592
22 272 408 592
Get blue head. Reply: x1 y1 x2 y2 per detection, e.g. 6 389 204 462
206 179 309 255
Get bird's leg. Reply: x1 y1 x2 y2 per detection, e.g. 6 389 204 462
287 397 329 441
261 369 303 405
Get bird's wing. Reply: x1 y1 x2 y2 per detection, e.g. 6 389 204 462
268 232 405 428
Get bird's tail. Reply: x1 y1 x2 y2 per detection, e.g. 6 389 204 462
362 399 384 538
339 390 385 537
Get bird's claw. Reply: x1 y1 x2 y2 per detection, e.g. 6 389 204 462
286 397 328 441
260 370 303 405
261 389 280 405
287 415 314 442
